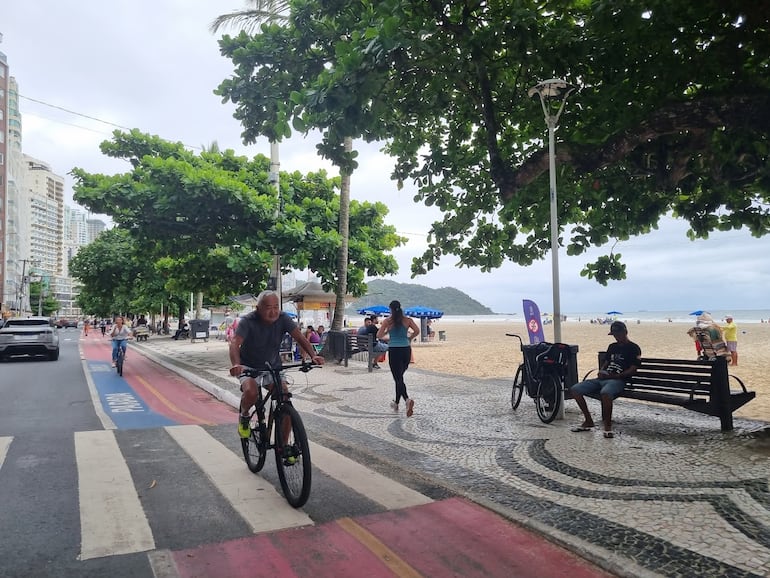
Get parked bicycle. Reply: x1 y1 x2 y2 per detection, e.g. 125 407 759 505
239 360 318 508
507 333 572 423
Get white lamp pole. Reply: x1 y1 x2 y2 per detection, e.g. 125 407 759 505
528 79 577 344
269 141 282 309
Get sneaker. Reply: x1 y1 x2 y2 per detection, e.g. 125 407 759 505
406 398 415 417
111 362 116 367
390 401 399 412
372 363 380 369
238 415 251 438
282 445 299 466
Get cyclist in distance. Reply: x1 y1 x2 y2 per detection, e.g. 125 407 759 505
109 316 132 367
228 290 325 438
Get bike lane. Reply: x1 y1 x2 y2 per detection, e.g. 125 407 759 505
169 497 613 578
80 337 237 429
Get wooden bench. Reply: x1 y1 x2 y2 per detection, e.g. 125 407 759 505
340 331 379 372
576 353 755 431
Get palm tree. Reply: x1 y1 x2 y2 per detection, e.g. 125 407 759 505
209 1 288 34
211 1 353 333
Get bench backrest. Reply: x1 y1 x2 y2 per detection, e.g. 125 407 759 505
597 353 727 396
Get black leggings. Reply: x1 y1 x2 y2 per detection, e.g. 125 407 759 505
388 346 412 404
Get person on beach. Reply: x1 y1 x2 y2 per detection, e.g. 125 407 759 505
722 315 738 366
569 321 642 439
687 313 729 360
377 301 420 416
229 290 324 439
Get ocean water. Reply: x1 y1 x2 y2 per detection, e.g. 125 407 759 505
438 309 770 324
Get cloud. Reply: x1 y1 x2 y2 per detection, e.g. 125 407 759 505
3 1 768 314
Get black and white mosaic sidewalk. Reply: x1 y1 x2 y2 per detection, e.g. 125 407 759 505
135 338 770 578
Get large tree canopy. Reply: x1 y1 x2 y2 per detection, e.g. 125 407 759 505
72 130 404 298
216 0 770 284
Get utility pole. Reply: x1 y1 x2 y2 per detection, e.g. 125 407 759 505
16 258 36 317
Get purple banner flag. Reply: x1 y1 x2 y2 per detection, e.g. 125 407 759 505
522 299 546 344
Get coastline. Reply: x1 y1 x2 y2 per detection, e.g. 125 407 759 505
405 319 768 422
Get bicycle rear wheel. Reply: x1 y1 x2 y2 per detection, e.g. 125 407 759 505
511 365 525 410
241 412 267 473
274 405 312 508
535 373 561 424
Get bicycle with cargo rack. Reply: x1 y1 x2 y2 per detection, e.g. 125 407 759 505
506 333 572 424
239 360 319 508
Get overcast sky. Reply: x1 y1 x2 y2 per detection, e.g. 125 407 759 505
3 1 768 315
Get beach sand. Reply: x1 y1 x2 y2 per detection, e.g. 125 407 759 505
407 320 768 422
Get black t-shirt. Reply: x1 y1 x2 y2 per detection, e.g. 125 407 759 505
235 311 298 370
604 340 642 375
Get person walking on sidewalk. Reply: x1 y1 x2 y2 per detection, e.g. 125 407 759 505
228 290 324 438
377 300 420 416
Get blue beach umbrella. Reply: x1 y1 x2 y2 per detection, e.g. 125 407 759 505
689 310 706 316
606 311 623 315
404 306 444 319
357 304 390 316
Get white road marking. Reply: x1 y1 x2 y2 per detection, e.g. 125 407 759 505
309 441 433 509
0 437 11 470
75 430 154 560
164 425 313 533
80 352 116 430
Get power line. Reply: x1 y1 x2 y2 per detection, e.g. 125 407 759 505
19 94 132 131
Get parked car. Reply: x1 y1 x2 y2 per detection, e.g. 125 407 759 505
55 318 78 329
0 317 60 361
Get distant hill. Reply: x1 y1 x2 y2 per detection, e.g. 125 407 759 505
347 279 495 316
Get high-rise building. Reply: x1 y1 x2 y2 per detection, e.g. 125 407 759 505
86 218 106 242
0 45 9 313
23 155 64 277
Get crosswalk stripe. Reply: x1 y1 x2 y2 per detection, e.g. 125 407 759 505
309 441 433 509
164 425 313 532
75 430 155 560
0 436 11 470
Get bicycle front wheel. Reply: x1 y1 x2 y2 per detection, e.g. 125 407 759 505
511 365 525 410
274 405 312 508
116 352 124 376
535 373 562 424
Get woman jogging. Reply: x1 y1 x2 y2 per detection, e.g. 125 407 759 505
377 300 420 416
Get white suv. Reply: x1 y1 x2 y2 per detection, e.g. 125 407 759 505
0 317 60 361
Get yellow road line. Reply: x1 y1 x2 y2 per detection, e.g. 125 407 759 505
134 374 216 426
336 517 423 578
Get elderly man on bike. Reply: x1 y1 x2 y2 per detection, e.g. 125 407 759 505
228 290 324 438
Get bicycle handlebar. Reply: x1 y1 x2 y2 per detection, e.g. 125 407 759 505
240 360 320 377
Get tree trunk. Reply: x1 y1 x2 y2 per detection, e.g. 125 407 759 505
331 137 352 332
195 291 203 319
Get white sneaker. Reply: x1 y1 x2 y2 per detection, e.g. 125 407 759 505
390 401 399 412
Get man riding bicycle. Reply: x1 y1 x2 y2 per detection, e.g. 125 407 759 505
228 290 324 438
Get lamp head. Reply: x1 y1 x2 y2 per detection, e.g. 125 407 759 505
528 78 577 99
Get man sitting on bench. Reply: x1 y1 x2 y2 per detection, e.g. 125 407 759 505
569 321 642 439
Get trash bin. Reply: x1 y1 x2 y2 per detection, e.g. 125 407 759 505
438 330 446 341
189 319 209 342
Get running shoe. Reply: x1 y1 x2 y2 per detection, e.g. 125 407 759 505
283 445 299 466
390 401 399 412
406 398 415 417
238 415 251 438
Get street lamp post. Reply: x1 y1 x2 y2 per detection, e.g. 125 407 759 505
528 79 577 344
269 141 282 309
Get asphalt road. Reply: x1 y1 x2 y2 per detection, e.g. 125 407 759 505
0 333 614 578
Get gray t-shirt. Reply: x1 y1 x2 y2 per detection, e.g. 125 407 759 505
235 311 298 370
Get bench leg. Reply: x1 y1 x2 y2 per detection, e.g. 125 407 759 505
719 411 733 432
